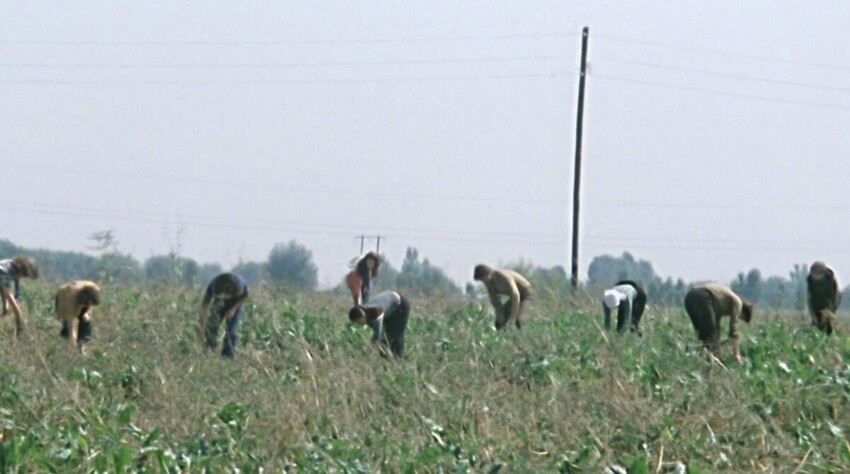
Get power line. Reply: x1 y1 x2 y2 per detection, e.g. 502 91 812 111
584 241 850 254
587 201 850 211
1 161 563 206
0 71 572 86
0 32 577 47
593 74 850 113
0 198 565 242
0 55 567 69
594 33 850 73
0 202 565 247
595 56 850 95
586 234 850 246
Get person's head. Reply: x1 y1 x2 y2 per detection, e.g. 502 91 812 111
210 273 242 299
12 256 38 279
357 252 382 277
603 289 621 310
741 301 754 323
473 264 493 283
349 306 367 325
809 261 828 281
76 283 101 307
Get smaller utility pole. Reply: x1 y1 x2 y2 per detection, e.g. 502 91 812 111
354 235 384 254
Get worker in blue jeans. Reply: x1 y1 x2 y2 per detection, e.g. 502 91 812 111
198 273 249 359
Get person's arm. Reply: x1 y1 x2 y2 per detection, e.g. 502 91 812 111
832 275 841 311
499 274 522 324
603 303 612 331
0 286 23 335
369 312 384 342
198 286 213 338
223 290 249 320
486 283 504 321
728 297 742 362
361 276 372 304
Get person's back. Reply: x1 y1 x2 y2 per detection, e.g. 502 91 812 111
685 283 752 362
473 264 533 330
611 284 637 302
602 284 639 333
807 262 839 314
350 290 410 357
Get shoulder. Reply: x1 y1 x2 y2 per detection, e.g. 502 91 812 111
74 280 100 290
496 269 529 285
700 283 737 300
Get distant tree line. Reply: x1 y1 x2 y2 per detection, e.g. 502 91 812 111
585 251 850 311
0 233 461 296
5 234 844 307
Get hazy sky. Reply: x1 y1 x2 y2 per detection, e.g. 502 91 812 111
3 2 849 288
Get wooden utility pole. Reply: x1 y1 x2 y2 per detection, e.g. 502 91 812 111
354 235 384 254
571 26 590 292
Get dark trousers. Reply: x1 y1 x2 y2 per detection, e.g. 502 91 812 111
205 300 243 359
60 312 93 343
615 304 631 333
382 295 410 358
684 288 720 354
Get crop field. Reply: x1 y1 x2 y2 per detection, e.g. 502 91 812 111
1 282 849 472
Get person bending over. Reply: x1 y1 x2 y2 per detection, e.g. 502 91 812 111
0 256 38 318
345 251 382 305
602 280 647 335
349 290 410 358
56 280 101 352
473 264 532 330
807 261 840 335
684 283 753 362
198 273 249 359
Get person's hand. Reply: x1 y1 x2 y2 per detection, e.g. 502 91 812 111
733 353 743 363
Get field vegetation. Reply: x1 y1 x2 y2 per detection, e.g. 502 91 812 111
1 280 849 472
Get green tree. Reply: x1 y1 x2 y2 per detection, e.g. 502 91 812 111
267 240 318 290
788 263 808 311
396 247 460 296
231 260 270 285
144 254 201 285
587 252 656 289
86 229 142 283
198 263 224 285
731 268 762 304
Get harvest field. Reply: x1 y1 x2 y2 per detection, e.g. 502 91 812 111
1 282 850 472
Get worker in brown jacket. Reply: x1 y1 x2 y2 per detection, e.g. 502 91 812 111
684 283 753 362
55 280 101 352
806 261 840 335
473 264 532 330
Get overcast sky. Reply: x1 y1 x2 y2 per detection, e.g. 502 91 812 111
3 2 849 288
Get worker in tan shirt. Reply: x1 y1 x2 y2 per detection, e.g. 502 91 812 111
55 280 101 352
684 283 753 362
473 264 532 330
